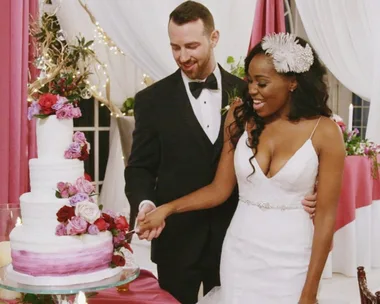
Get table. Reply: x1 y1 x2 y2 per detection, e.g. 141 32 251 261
0 269 179 304
323 155 380 278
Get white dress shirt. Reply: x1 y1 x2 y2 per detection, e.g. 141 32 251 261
138 66 223 212
181 66 222 144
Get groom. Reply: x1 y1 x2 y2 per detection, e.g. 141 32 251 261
125 1 316 303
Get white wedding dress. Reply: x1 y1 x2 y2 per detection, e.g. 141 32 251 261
199 123 345 304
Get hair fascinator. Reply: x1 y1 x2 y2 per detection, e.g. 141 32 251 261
261 33 314 74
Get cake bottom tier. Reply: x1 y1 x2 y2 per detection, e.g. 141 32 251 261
5 264 122 286
9 226 120 285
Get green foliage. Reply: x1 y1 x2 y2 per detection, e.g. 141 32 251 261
121 97 135 116
226 56 245 79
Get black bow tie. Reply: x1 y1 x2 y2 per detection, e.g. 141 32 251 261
189 73 218 99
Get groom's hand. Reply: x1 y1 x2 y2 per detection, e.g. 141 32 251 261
136 203 164 241
302 192 317 218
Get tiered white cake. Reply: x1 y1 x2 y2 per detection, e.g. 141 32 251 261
6 115 120 286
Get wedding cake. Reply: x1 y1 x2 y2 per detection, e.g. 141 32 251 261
6 115 124 286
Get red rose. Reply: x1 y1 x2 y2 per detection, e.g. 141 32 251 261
111 254 125 267
56 205 75 223
38 93 58 115
84 172 92 182
102 213 116 230
123 242 133 253
78 143 89 161
94 218 108 231
115 216 129 231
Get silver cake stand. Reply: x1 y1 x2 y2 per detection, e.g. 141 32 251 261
0 265 140 303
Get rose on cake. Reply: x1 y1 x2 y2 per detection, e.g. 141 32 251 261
75 201 101 224
56 176 95 203
64 132 90 161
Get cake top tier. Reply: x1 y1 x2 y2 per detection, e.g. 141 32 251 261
37 115 73 160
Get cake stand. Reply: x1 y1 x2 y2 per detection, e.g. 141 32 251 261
0 265 139 303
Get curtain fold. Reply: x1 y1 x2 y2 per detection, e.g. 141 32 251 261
0 0 38 207
248 0 286 51
295 0 380 142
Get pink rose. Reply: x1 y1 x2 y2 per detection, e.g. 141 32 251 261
72 107 82 118
57 182 66 192
68 185 78 196
75 177 95 195
64 150 81 159
60 189 69 198
73 131 87 144
56 103 74 119
66 216 88 235
55 223 67 236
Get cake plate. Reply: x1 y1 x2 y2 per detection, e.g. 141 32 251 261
0 265 139 303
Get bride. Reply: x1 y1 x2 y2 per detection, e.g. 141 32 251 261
139 33 346 304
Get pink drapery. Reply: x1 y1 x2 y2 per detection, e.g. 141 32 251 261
248 0 286 51
0 0 38 207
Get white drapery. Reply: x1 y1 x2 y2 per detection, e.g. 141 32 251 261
54 0 257 215
83 0 257 80
295 0 380 143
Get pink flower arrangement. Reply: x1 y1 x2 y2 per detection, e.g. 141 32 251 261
331 114 380 178
27 93 82 120
55 201 132 267
64 131 90 161
55 177 132 267
56 177 96 205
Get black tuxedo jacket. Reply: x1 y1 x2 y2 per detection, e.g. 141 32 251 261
125 66 247 267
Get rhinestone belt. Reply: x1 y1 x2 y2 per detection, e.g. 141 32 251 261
240 198 303 211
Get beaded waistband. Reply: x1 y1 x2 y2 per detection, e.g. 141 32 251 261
239 198 303 211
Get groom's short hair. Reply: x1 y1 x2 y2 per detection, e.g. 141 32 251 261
169 1 215 35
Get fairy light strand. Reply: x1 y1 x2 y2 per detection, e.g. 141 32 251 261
78 0 124 56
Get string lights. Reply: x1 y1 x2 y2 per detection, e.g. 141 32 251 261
78 0 124 56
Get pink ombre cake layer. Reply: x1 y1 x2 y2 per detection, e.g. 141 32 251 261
5 264 122 286
11 241 113 276
8 226 121 285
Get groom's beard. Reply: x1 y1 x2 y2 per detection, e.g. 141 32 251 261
180 49 214 80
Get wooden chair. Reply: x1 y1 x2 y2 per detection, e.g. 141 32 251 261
357 266 380 303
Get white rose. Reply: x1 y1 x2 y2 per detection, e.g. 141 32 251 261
75 201 101 224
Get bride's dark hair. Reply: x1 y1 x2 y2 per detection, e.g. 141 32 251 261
228 36 332 175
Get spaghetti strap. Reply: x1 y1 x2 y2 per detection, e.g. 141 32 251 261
309 117 322 139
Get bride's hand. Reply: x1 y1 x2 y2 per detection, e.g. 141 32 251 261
138 204 171 236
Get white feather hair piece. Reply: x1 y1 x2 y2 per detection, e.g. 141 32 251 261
261 33 314 73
